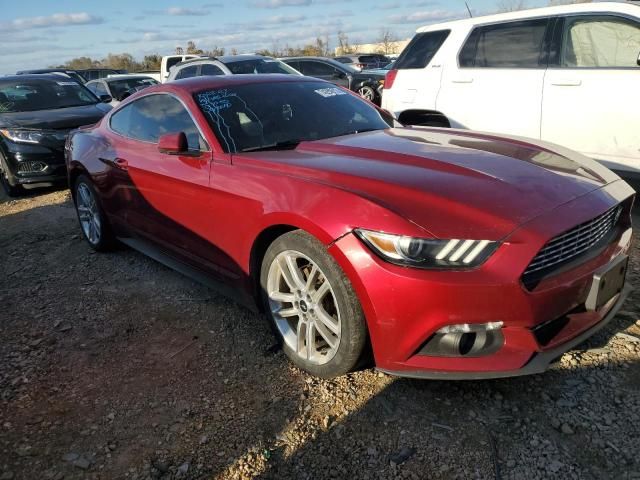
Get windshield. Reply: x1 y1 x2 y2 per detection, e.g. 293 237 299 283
108 78 158 99
224 59 300 75
194 81 392 153
0 78 98 113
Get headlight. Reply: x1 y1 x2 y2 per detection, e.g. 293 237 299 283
355 229 499 269
0 129 47 144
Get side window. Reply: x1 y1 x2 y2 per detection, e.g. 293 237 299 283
86 82 99 95
394 30 450 69
300 61 337 77
175 65 199 80
459 19 549 68
110 95 205 150
94 82 108 96
286 60 301 72
562 15 640 68
201 64 224 76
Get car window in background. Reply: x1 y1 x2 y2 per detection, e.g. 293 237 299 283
90 82 108 96
224 59 300 75
175 66 199 80
299 61 339 77
0 78 98 113
459 19 549 68
107 78 158 99
562 15 640 67
166 57 182 71
194 81 392 153
201 64 225 76
394 30 450 69
109 94 203 150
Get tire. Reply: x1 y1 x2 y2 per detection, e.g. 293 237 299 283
260 230 367 378
74 174 116 251
0 155 23 197
357 85 376 103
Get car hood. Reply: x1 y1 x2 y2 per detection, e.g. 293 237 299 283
0 103 111 130
237 128 618 239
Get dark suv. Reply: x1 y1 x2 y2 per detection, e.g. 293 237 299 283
281 57 386 105
0 75 112 196
334 54 390 70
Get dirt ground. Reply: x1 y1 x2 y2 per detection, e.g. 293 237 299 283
0 186 639 480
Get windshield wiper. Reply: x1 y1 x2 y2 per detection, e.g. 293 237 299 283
240 140 301 152
337 128 382 137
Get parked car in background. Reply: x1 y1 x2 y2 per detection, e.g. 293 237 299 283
382 2 640 177
66 74 633 379
161 54 204 82
86 75 159 106
0 75 111 196
166 55 301 82
282 56 386 104
15 68 87 84
334 54 390 70
77 68 128 81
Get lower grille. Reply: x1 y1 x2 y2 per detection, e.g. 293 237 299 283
523 205 621 282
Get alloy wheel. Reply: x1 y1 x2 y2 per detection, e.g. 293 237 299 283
76 183 102 245
357 86 376 101
266 250 341 365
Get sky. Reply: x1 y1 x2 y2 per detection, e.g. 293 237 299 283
0 0 547 74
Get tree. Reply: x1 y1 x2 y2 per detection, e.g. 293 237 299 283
377 29 398 55
64 56 99 70
142 54 162 70
337 31 355 55
175 46 184 55
208 46 226 56
186 41 204 55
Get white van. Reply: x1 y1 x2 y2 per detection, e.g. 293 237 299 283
382 2 640 176
160 55 204 82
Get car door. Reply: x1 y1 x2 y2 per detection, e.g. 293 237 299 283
542 14 640 173
105 93 222 268
298 60 350 88
437 18 552 138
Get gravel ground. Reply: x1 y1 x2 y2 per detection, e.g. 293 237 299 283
0 187 639 480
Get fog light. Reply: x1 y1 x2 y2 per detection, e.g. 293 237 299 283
17 161 47 174
418 322 504 358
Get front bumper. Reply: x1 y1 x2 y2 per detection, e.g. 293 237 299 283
378 284 631 380
328 181 634 379
1 141 67 187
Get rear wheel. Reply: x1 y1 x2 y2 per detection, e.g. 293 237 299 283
357 85 376 102
74 175 115 251
260 230 367 378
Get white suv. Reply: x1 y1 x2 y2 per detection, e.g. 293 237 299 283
382 2 640 176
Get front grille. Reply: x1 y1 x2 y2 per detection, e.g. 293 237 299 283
523 205 621 281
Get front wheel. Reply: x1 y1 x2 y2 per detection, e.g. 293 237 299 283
74 175 115 251
260 230 367 378
0 155 23 198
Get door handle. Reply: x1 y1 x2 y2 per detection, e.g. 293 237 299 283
452 78 474 84
551 79 582 87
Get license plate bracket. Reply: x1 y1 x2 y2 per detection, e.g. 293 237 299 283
585 255 628 311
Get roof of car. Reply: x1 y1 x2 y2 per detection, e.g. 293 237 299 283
173 54 273 69
146 73 321 94
417 1 639 32
16 68 76 74
1 74 75 82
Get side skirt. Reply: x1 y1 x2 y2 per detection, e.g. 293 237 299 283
118 236 258 312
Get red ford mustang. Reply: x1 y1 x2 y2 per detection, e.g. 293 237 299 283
66 74 634 379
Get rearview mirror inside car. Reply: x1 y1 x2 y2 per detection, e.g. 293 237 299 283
333 72 346 79
99 94 113 103
158 132 189 155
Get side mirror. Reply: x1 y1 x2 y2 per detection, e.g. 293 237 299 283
158 132 189 155
637 51 640 66
99 94 113 103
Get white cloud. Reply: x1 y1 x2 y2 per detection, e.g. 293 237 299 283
251 0 312 9
388 10 464 24
167 7 210 16
5 12 103 30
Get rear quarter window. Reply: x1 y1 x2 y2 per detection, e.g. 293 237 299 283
394 30 450 69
